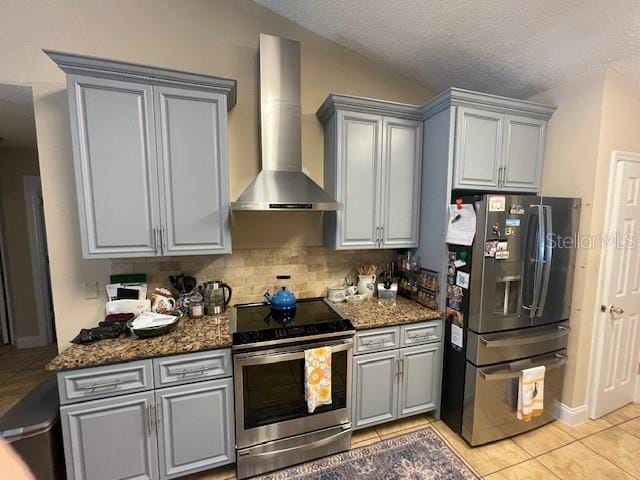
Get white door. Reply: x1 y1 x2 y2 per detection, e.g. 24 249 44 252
590 151 640 418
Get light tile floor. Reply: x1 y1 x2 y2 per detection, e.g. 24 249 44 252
188 403 640 479
0 343 58 416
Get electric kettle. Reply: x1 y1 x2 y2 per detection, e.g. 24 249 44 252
202 281 232 315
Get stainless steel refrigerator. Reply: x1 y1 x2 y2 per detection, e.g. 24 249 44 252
440 193 580 446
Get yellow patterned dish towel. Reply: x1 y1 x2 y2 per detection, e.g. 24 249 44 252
517 365 545 422
305 346 332 413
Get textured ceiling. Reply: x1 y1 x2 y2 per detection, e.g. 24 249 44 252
0 83 37 148
255 0 640 98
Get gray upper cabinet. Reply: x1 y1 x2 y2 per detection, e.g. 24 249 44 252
335 111 382 249
454 107 503 190
46 50 236 258
66 76 161 257
154 87 231 255
60 391 158 480
502 114 546 192
422 88 555 193
398 343 441 418
318 95 422 250
381 117 422 247
155 378 235 479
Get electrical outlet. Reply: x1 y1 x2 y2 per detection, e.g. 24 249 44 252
83 281 99 299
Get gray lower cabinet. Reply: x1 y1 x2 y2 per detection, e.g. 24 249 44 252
61 391 158 480
352 323 443 430
156 379 235 479
318 95 422 250
59 350 235 480
398 343 441 417
46 51 236 259
352 350 399 429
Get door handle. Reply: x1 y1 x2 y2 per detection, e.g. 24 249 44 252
609 305 624 315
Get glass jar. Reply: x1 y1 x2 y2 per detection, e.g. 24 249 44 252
188 292 204 319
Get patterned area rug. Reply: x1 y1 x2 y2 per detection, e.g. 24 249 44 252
253 427 479 479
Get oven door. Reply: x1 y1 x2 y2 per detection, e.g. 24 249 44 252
234 338 353 448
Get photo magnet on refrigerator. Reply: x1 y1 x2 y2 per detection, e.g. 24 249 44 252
456 271 470 289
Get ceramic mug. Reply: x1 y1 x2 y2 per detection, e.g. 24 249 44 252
346 285 358 296
151 293 176 313
327 287 346 303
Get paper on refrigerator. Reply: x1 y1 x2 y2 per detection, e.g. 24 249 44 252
446 204 476 246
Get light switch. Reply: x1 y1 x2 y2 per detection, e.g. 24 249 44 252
83 281 99 299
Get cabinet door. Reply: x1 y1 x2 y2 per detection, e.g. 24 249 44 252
156 378 235 479
380 118 422 248
60 391 158 480
502 115 546 192
154 86 231 255
336 111 383 249
398 343 441 417
454 107 504 190
67 75 160 258
352 350 399 429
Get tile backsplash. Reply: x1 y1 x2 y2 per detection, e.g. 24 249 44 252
111 247 396 305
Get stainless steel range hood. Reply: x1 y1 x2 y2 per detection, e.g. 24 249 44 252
231 34 341 211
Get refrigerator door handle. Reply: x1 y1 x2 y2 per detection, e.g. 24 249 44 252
528 205 545 317
536 206 554 317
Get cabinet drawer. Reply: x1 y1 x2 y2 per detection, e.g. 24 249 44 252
401 321 442 347
355 327 400 354
58 360 153 405
153 349 232 387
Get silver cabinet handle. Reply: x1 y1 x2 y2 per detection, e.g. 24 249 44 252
161 227 166 255
155 402 161 431
610 305 624 315
152 228 158 255
175 365 209 376
375 227 380 248
77 379 123 391
408 332 434 341
146 404 153 435
395 358 400 378
399 358 404 377
380 225 384 247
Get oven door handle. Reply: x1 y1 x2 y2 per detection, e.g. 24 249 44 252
234 340 353 365
237 424 351 458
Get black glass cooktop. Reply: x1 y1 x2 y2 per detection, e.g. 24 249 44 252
232 298 354 346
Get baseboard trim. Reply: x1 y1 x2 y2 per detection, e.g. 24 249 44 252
15 335 48 349
553 400 589 426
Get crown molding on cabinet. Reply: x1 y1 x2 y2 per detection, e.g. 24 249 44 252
316 93 422 123
420 87 555 120
44 49 237 109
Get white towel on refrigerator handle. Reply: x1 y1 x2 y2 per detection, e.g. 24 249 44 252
517 365 545 422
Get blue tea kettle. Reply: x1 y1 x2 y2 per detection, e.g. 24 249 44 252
264 285 296 310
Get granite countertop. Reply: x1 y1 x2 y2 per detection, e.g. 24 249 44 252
335 296 443 330
46 313 231 372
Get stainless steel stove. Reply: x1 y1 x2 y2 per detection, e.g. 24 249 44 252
231 298 354 479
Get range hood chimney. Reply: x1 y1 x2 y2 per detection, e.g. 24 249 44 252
231 34 341 211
